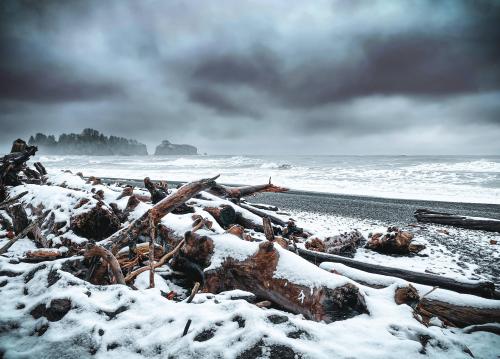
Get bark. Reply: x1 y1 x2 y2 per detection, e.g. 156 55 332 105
395 286 500 328
34 162 47 176
263 217 275 241
0 143 38 186
0 191 28 210
70 203 121 240
294 246 497 299
209 178 287 200
144 177 168 204
97 175 220 255
8 203 29 234
23 249 63 262
306 230 365 257
180 232 368 323
83 243 126 285
366 227 424 255
0 213 48 254
415 209 500 233
203 205 236 228
238 203 288 227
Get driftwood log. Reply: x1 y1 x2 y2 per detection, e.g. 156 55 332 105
177 231 368 323
203 205 236 228
0 140 39 186
415 209 500 233
294 246 497 299
395 285 500 328
366 227 425 255
83 243 126 285
98 175 220 255
209 178 287 200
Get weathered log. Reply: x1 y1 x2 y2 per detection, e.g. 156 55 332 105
83 243 125 285
395 286 500 328
124 238 186 284
238 202 287 227
144 177 168 204
209 178 287 200
294 246 497 299
263 217 274 241
0 191 28 210
10 139 27 153
34 162 47 176
306 230 365 257
241 200 278 211
415 209 500 233
70 203 121 240
8 203 29 234
203 205 236 228
180 232 368 323
0 143 38 186
0 212 48 255
23 249 63 262
366 227 424 255
98 175 220 255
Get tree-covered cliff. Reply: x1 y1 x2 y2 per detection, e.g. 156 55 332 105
28 129 148 156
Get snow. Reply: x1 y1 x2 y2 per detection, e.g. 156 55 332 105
0 171 498 358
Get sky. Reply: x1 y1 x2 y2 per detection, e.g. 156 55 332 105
0 0 499 155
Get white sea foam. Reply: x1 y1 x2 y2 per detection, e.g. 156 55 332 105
29 155 500 204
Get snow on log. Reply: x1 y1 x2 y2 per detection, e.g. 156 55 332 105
415 209 500 233
295 246 497 298
178 231 368 323
209 179 288 200
98 175 220 254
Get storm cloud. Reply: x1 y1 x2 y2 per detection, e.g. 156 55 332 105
0 0 499 154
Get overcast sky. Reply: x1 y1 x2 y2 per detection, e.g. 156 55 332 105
0 0 499 155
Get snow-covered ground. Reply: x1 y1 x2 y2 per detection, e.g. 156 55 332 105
0 171 499 359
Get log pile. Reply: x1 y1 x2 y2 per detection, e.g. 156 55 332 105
0 138 498 338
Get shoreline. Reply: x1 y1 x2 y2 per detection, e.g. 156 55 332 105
97 176 500 224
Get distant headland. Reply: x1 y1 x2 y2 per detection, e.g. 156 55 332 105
28 129 198 156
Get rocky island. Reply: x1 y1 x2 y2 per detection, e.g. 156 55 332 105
28 128 148 156
154 140 198 155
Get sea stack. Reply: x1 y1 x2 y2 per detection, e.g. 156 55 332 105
154 140 198 155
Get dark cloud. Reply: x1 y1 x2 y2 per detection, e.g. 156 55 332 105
0 0 499 154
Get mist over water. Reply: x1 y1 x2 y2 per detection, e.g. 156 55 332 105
31 155 500 204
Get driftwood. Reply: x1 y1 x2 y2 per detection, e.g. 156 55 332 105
0 212 48 255
98 175 219 255
238 202 288 227
144 177 168 204
366 227 425 255
180 232 368 323
415 209 500 233
395 285 500 328
209 178 288 200
203 205 236 228
23 249 63 262
306 230 365 257
83 243 126 285
0 192 28 211
0 140 39 186
294 246 497 299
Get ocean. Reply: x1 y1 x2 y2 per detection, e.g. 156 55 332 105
31 154 500 205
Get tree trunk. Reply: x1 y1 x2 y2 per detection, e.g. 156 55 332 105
394 286 500 328
209 179 287 200
415 209 500 233
98 175 220 255
295 246 497 299
179 232 368 323
203 205 236 228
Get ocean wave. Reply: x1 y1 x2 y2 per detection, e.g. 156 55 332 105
405 159 500 173
260 162 292 169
